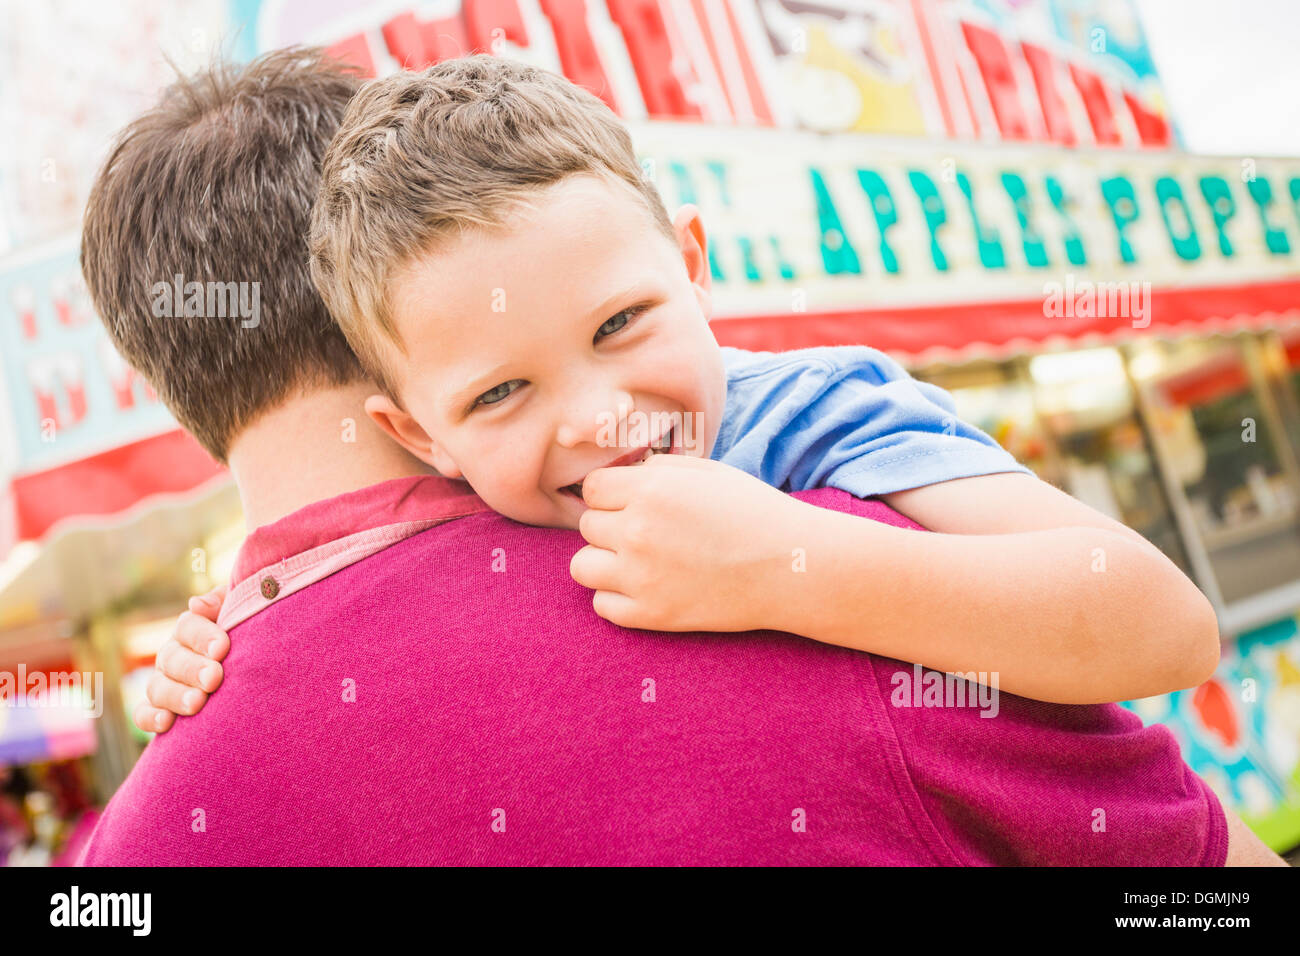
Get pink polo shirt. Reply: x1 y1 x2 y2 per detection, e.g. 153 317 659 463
79 476 1227 865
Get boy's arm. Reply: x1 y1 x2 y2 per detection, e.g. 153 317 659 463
572 456 1220 705
783 472 1220 703
133 586 228 733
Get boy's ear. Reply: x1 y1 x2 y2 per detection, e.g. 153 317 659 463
672 203 713 319
363 393 463 480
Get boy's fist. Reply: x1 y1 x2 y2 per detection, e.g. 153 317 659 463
568 454 810 633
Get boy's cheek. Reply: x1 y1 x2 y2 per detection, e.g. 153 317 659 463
468 458 555 522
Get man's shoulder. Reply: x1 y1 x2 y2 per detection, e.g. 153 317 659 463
78 722 222 865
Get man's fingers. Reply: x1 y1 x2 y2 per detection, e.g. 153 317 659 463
171 610 230 661
133 700 175 735
146 670 209 717
569 544 624 593
157 640 224 692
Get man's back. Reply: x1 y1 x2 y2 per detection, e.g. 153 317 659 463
80 487 1225 866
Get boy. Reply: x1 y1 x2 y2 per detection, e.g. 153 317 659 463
147 53 1217 720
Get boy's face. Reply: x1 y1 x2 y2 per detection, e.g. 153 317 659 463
371 173 727 529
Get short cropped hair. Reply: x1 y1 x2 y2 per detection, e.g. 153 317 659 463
309 54 676 401
81 47 368 461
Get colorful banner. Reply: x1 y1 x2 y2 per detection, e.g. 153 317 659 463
628 119 1300 353
235 0 1173 147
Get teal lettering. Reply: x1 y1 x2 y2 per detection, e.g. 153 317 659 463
957 172 1005 269
768 236 797 280
1199 176 1236 257
1246 176 1291 254
857 170 900 274
736 236 761 281
908 170 949 272
1289 177 1300 237
1045 176 1087 265
1154 176 1201 260
1100 176 1140 264
811 168 862 275
1001 172 1049 268
669 161 726 280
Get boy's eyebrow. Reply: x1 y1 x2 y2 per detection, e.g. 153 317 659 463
586 281 653 324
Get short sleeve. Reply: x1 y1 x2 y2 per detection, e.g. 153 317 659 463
714 345 1034 496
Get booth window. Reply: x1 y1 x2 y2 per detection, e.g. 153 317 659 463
913 352 1193 577
1129 334 1300 607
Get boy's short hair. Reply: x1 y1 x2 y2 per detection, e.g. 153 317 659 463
309 54 677 401
81 47 368 462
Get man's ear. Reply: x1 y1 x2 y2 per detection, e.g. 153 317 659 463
363 393 463 480
672 203 713 320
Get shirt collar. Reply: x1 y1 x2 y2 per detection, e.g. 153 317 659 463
230 474 491 587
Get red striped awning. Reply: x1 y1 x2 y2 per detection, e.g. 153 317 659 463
3 429 226 556
710 278 1300 364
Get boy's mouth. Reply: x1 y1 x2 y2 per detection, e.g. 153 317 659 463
561 425 677 500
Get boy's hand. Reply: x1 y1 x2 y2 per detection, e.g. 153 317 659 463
133 585 230 734
570 454 812 633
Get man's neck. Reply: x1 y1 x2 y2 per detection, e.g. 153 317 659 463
226 382 434 529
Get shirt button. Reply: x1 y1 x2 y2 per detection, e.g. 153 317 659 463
260 576 280 600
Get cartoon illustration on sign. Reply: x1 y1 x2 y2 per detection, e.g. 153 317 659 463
755 0 929 134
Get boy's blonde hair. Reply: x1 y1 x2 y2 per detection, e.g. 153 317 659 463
309 54 677 400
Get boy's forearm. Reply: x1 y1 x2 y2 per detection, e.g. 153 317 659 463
763 506 1220 704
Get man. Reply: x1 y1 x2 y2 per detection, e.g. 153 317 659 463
76 48 1281 865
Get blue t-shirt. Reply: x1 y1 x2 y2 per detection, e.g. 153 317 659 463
712 345 1034 498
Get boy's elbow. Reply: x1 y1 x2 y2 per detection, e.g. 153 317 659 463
1174 586 1221 689
1128 567 1221 697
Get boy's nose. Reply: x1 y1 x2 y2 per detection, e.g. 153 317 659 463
555 391 636 449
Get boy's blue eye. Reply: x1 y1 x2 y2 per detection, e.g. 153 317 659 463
595 305 647 342
474 379 525 408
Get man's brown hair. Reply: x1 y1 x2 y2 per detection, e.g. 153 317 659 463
81 47 367 461
309 53 677 401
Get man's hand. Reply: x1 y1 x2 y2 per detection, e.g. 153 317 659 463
133 585 230 734
569 454 813 632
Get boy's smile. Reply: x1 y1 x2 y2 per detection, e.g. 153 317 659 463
559 420 680 501
372 172 727 529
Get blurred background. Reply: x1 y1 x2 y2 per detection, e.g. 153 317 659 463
2 0 1299 865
